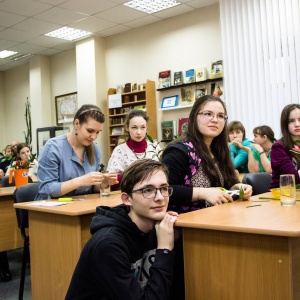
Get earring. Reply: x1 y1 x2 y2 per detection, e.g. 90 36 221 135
75 129 78 136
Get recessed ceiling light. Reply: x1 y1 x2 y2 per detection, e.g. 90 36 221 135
7 53 32 61
45 26 92 41
0 50 18 59
124 0 181 14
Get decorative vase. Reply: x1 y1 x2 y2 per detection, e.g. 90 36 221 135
9 169 29 187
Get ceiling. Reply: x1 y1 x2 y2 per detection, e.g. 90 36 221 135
0 0 218 71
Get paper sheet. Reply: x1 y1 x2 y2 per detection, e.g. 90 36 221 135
27 201 70 207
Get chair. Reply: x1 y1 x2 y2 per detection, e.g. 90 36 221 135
0 175 15 187
242 172 272 196
0 175 33 187
13 183 39 300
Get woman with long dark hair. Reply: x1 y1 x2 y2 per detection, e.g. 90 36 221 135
271 104 300 188
162 95 252 214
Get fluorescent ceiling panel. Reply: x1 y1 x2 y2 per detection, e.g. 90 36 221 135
45 26 91 41
124 0 181 14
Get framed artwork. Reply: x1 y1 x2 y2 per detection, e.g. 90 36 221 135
161 95 178 109
55 92 78 125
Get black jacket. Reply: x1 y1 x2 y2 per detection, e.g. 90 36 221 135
65 204 175 300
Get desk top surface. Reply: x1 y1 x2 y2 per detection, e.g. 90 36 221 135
13 191 122 216
176 191 300 237
0 186 16 196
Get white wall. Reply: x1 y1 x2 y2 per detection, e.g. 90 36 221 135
0 72 4 150
50 49 77 126
105 4 222 142
3 64 30 145
1 4 222 162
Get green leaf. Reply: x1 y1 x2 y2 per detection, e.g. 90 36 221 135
239 186 244 200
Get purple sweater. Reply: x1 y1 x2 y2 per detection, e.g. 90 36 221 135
270 141 300 188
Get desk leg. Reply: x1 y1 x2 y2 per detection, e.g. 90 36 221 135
29 211 92 300
182 229 300 300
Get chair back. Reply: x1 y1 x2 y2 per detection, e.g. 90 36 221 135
13 183 39 231
242 172 272 196
0 175 33 187
0 175 15 186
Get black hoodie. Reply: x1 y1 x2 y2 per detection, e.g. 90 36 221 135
65 204 175 300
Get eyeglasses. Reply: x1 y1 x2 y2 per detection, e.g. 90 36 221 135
198 110 228 121
131 186 173 199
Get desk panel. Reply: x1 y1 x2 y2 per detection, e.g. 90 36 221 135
0 188 23 251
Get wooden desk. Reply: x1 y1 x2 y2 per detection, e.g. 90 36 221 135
176 192 300 300
14 192 122 300
0 186 23 251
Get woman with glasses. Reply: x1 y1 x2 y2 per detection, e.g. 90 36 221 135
162 95 252 214
35 104 118 200
228 120 253 173
270 104 300 188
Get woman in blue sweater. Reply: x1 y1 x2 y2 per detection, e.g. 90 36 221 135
228 121 252 173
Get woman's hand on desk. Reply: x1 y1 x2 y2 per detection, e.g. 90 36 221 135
231 183 252 200
199 188 233 206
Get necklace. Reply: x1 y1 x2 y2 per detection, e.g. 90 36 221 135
129 146 147 160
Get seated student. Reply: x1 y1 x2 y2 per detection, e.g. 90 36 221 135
5 143 38 180
35 104 118 200
271 104 300 188
107 109 161 189
0 142 18 179
65 159 178 300
228 121 253 173
239 125 275 173
162 96 252 214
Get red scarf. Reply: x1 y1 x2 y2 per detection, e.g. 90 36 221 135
126 139 147 153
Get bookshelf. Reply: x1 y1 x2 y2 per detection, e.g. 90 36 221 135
157 77 223 141
107 79 157 155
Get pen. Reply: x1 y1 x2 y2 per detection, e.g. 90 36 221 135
246 204 262 208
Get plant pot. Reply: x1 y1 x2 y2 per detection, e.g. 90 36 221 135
9 169 29 187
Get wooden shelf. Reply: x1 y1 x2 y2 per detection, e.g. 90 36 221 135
159 104 193 111
156 77 223 91
107 80 157 155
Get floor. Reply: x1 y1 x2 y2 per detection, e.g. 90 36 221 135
0 248 31 300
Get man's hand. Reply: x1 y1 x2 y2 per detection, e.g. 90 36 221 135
156 211 178 251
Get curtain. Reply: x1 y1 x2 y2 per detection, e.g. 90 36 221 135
219 0 300 139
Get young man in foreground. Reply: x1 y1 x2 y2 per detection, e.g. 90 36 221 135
66 159 178 300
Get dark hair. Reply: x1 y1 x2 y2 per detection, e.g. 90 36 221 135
74 104 105 165
172 95 237 188
280 103 300 167
124 109 149 139
227 121 246 140
253 125 276 143
16 143 30 154
120 159 168 196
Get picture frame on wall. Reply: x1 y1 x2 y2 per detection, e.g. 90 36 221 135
55 92 78 125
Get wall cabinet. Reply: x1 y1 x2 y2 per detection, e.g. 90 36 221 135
107 79 157 155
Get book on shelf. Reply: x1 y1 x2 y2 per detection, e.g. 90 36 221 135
211 60 223 79
195 67 207 82
195 85 207 101
173 71 183 86
124 83 131 93
161 120 177 141
185 69 195 84
178 118 189 136
180 86 194 106
158 70 171 88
